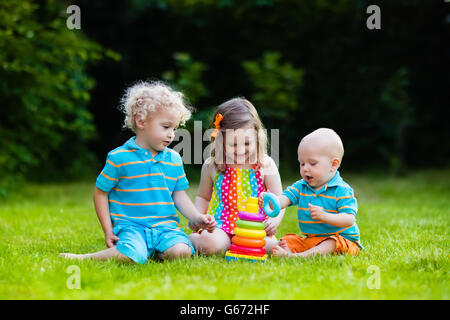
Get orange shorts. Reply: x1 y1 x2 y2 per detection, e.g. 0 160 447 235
280 233 359 256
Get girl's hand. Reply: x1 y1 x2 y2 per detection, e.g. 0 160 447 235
309 203 325 221
258 192 267 208
188 220 200 232
203 215 217 233
192 214 216 233
105 231 120 248
264 216 280 237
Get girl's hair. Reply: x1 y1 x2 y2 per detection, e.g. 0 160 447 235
120 80 192 132
210 97 268 173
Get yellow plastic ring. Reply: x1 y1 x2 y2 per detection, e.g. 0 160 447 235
234 227 266 239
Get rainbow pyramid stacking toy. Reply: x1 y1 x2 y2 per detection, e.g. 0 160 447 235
225 197 268 262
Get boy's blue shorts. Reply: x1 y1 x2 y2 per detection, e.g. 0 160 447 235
113 224 195 264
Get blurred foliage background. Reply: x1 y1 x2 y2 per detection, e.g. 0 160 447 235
0 0 447 195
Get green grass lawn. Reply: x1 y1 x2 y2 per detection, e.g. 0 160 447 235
0 169 448 299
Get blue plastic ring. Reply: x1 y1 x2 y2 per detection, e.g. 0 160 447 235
263 192 281 217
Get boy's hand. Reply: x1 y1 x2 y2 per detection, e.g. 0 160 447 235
309 203 325 221
105 231 120 248
258 192 267 208
192 214 216 233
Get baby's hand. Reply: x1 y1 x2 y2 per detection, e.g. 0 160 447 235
258 192 267 208
105 231 120 248
309 203 325 221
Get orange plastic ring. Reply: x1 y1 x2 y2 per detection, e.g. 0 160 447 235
232 236 266 248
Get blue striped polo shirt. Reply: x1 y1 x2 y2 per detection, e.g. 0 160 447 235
282 171 362 248
96 136 189 231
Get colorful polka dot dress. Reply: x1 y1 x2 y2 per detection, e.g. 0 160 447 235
206 164 266 235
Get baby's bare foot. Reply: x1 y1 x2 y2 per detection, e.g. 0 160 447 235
272 245 291 257
279 240 292 253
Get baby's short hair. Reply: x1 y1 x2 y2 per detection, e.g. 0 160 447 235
301 128 344 161
120 80 192 132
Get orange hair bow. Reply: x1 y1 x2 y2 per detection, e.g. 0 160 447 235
211 113 223 138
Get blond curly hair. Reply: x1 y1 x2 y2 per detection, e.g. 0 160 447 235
120 80 192 132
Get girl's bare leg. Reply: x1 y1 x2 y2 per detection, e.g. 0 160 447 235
59 247 131 262
188 228 231 255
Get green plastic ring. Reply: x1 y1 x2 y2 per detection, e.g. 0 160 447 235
236 219 265 230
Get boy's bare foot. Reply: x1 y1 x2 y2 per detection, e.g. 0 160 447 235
60 247 132 262
59 253 89 260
